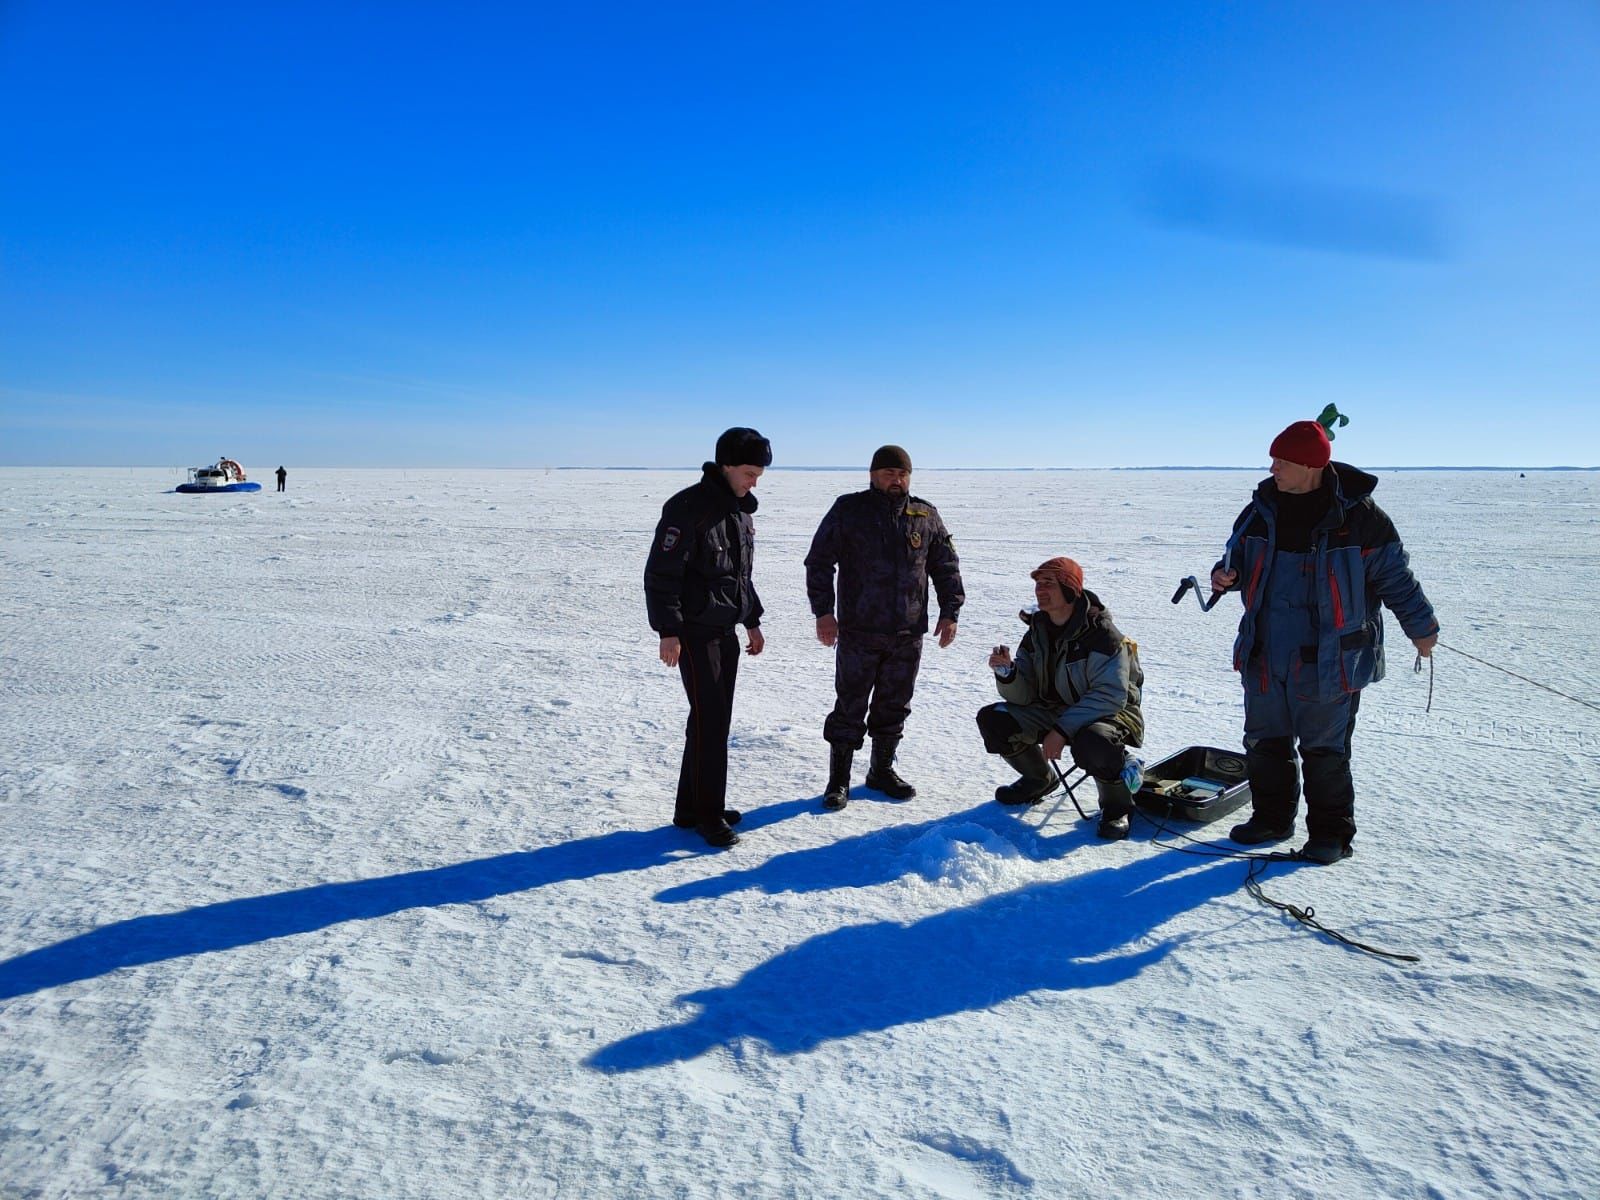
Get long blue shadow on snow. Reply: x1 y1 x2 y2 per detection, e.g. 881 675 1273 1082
656 801 1093 903
0 799 814 1000
591 844 1245 1072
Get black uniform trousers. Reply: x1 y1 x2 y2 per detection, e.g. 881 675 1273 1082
674 629 740 827
823 630 923 750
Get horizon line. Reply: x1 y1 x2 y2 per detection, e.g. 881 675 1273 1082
3 464 1596 473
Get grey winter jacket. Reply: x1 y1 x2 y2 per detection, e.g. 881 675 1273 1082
995 590 1144 746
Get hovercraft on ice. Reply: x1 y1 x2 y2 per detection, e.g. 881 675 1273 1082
176 458 262 494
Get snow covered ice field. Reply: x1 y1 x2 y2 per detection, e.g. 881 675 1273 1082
2 465 1598 1199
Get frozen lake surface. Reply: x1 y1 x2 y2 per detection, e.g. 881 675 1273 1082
2 466 1598 1198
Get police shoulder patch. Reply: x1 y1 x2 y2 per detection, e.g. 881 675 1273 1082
661 526 681 551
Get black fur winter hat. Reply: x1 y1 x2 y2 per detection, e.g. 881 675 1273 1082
714 427 773 467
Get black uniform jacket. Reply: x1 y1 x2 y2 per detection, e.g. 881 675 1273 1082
804 488 963 636
645 463 764 638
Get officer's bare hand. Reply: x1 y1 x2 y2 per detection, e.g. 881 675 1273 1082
988 645 1012 670
934 618 957 649
1042 729 1067 761
816 615 838 648
1411 633 1437 657
659 636 681 667
1211 567 1239 592
746 626 765 656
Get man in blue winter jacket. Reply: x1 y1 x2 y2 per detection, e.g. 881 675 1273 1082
1211 420 1439 864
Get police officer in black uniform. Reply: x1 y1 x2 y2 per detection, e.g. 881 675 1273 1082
644 427 771 847
805 445 964 810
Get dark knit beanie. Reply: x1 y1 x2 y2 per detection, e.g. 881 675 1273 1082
714 427 773 467
1269 420 1332 469
870 444 912 472
1030 556 1084 598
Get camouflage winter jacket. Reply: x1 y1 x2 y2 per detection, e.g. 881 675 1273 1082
804 488 963 637
995 590 1144 746
644 463 763 637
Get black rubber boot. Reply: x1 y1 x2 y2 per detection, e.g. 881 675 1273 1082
1095 779 1133 840
823 744 853 811
995 746 1059 806
865 738 916 800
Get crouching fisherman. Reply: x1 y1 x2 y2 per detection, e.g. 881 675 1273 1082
976 557 1145 840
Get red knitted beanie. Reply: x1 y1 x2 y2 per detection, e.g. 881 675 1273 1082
1269 420 1332 469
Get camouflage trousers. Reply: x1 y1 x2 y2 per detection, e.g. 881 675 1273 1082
823 631 923 750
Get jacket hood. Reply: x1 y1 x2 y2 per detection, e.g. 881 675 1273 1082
1019 587 1108 637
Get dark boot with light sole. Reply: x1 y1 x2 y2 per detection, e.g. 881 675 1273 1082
823 744 853 811
865 737 916 800
995 745 1059 806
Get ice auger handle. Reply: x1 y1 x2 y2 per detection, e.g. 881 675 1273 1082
1172 576 1227 612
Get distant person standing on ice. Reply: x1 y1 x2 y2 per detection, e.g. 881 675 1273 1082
275 466 287 492
805 444 963 811
644 428 771 848
1211 419 1439 864
977 557 1146 841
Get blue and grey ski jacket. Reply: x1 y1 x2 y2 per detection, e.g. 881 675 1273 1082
1217 462 1439 701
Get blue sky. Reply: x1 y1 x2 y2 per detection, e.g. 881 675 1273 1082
3 1 1597 467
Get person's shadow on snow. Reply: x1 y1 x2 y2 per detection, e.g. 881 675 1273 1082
656 800 1096 904
0 799 815 1000
589 845 1248 1073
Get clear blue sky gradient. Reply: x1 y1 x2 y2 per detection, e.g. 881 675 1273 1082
3 2 1597 467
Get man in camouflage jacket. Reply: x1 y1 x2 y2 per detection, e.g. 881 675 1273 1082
805 445 964 810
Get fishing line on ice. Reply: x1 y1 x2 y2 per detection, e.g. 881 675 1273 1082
1416 642 1600 716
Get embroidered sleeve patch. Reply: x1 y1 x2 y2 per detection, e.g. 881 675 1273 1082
661 527 681 552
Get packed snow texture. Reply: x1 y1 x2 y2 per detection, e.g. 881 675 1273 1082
2 466 1597 1199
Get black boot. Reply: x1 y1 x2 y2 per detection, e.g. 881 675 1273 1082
1230 740 1299 843
995 745 1059 806
823 744 853 811
1301 748 1356 861
1297 838 1352 865
695 819 739 848
1229 814 1294 844
865 738 916 800
1095 779 1133 840
674 809 742 829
